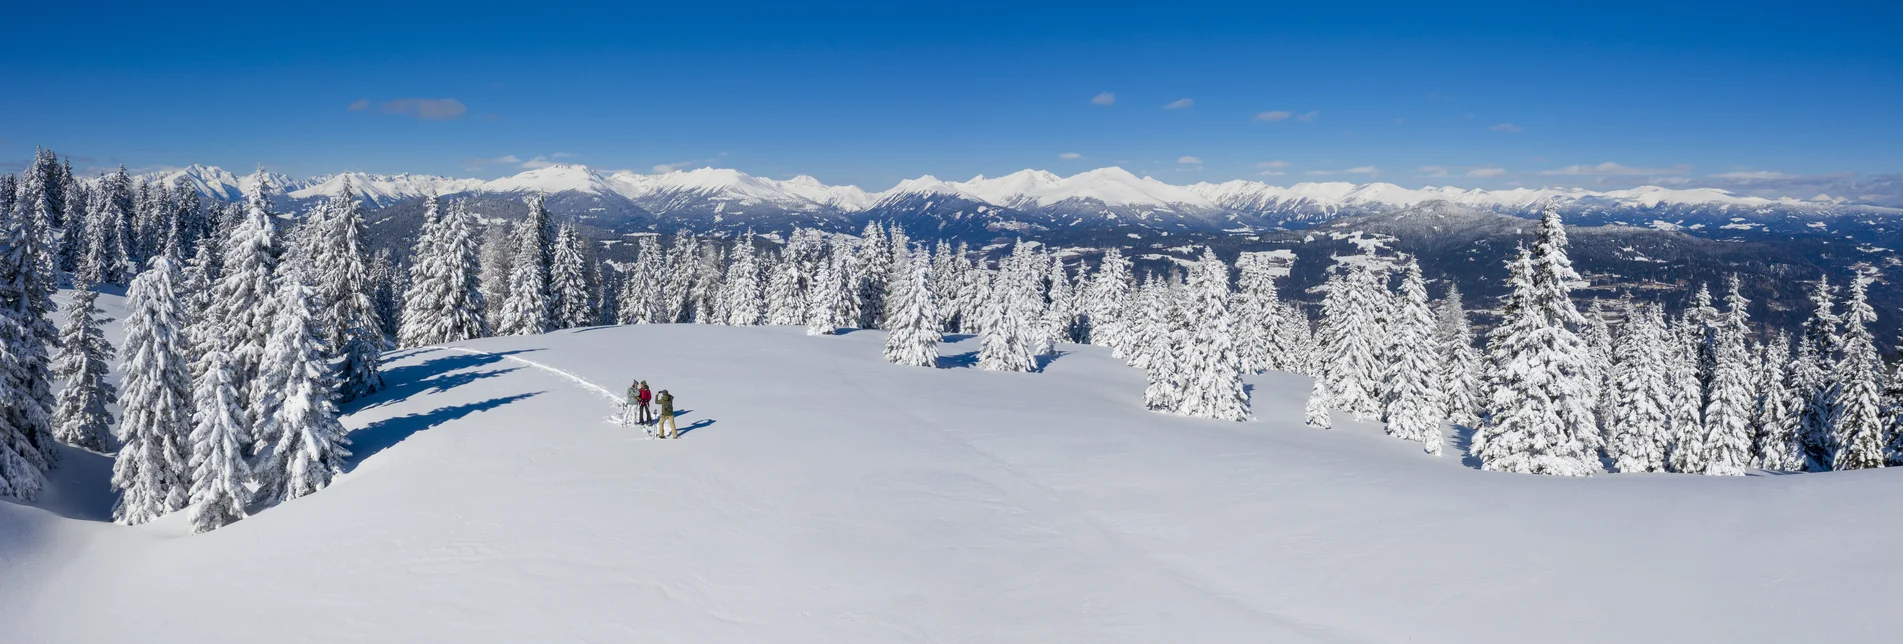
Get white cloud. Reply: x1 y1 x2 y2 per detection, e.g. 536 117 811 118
1256 160 1291 169
464 154 522 167
1304 170 1335 176
651 157 720 173
1419 166 1450 178
1058 152 1082 160
1163 98 1195 110
520 156 559 170
1344 166 1379 176
358 97 468 120
1540 162 1692 176
1255 170 1287 176
1490 122 1524 133
1091 92 1116 106
551 152 576 158
1712 170 1795 180
1177 156 1203 165
1254 110 1291 122
1467 167 1507 177
1295 110 1320 122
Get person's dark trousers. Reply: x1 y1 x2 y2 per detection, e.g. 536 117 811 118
639 403 653 425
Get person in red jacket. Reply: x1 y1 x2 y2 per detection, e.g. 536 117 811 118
636 381 654 425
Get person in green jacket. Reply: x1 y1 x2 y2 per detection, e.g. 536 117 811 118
656 390 678 438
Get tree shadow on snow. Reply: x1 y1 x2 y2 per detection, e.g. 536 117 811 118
941 333 975 343
8 445 119 522
353 349 544 412
1448 423 1484 470
346 392 543 472
563 325 620 335
937 350 980 369
1033 350 1069 372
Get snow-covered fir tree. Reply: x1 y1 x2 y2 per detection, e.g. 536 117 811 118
1433 284 1483 429
497 196 555 336
548 224 594 329
1305 377 1333 430
1039 258 1077 351
1581 299 1616 448
52 282 117 451
661 231 699 323
1473 210 1600 476
399 199 488 347
1381 261 1443 452
1315 261 1385 420
1754 332 1804 471
928 240 964 331
111 256 194 525
764 246 806 326
1606 301 1672 473
83 167 134 286
618 235 665 324
1792 276 1841 471
204 171 282 436
854 221 891 329
1697 276 1756 475
254 273 351 502
721 233 764 326
805 246 846 336
1829 276 1886 470
1084 247 1134 354
368 248 401 344
978 250 1039 373
1231 252 1284 374
1174 249 1250 421
477 222 513 329
882 250 940 367
0 160 68 499
1664 313 1709 474
691 243 726 324
187 342 250 534
310 182 383 401
1141 276 1192 411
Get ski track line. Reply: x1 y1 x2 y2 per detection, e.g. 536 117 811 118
443 347 623 407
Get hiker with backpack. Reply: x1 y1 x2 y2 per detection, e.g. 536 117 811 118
656 389 678 439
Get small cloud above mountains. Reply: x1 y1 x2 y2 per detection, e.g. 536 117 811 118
349 97 468 121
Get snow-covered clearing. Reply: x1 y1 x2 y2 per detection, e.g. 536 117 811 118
4 311 1901 643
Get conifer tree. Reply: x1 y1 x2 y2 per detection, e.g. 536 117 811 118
400 199 488 346
1682 285 1721 409
1175 249 1250 421
1792 277 1841 470
1434 284 1483 429
1040 258 1077 350
883 250 941 367
1755 332 1804 471
84 167 135 285
619 235 666 324
1082 248 1135 354
1141 278 1191 410
978 256 1037 373
312 182 383 400
721 233 764 326
1830 277 1887 470
1664 316 1709 474
58 184 91 274
368 248 401 344
205 171 282 435
928 240 962 331
548 224 593 329
1232 252 1282 373
497 199 555 336
1316 261 1385 420
805 246 848 336
1607 302 1672 473
1381 261 1442 452
691 243 726 324
52 282 117 451
187 343 250 534
855 221 891 329
112 256 194 524
477 222 513 328
1305 377 1333 430
1473 210 1600 476
1698 276 1756 475
0 159 67 499
661 231 699 322
1582 299 1616 448
254 274 351 502
764 247 806 325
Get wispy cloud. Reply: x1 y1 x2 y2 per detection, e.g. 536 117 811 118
1177 156 1203 165
1295 110 1320 122
1344 166 1380 176
1467 167 1507 177
464 154 522 168
1163 98 1195 110
351 97 468 120
1304 170 1335 176
652 157 721 173
1257 160 1291 169
1419 166 1450 178
551 152 576 159
1091 92 1116 106
1254 110 1291 122
520 156 562 170
1540 162 1691 176
1490 122 1523 133
1058 152 1083 160
1712 170 1796 180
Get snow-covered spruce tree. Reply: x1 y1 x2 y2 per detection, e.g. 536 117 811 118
1381 260 1443 452
1040 258 1077 351
764 247 806 326
1606 302 1672 473
477 222 513 329
59 183 91 275
1084 247 1134 354
83 167 134 286
187 342 251 534
1582 299 1616 448
0 162 68 499
978 254 1038 373
928 240 961 331
254 273 351 503
52 282 117 451
1792 276 1841 470
1697 276 1756 475
112 256 194 524
1663 314 1709 474
548 224 593 330
1680 284 1721 411
619 235 664 324
690 242 726 324
311 182 383 401
399 198 489 347
805 246 848 336
1175 249 1250 421
1433 284 1483 429
883 250 940 367
1315 261 1385 420
1755 332 1804 471
854 221 891 329
1274 301 1315 376
1142 277 1192 411
1231 252 1280 373
953 251 988 336
1830 276 1887 470
1473 210 1599 476
367 248 401 344
660 231 698 322
497 199 555 336
1305 377 1333 430
722 233 764 326
205 171 282 434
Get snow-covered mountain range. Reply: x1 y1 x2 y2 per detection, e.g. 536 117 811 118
132 163 1892 235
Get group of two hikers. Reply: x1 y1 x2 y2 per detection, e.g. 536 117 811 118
626 380 679 438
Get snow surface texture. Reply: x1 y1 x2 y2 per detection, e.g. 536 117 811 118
126 163 1859 214
4 307 1901 642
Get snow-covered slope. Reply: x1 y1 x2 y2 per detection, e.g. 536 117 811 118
4 322 1900 643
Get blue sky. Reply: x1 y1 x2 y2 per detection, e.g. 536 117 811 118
3 0 1899 200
